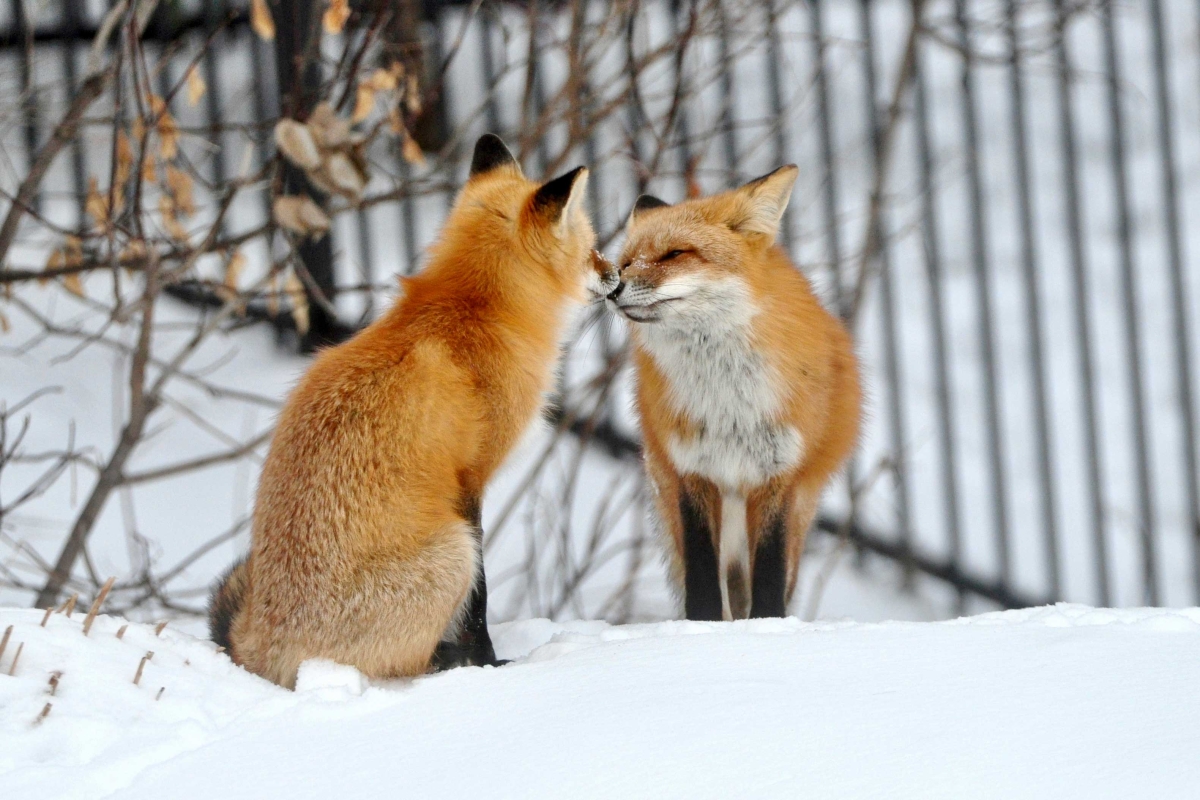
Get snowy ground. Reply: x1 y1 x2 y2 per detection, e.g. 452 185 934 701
3 603 1199 799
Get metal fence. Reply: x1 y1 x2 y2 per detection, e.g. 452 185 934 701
4 0 1200 613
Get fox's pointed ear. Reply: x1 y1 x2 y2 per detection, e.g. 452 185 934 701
731 165 798 242
532 166 590 236
470 134 522 178
633 195 670 215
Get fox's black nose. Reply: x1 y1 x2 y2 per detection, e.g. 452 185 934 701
606 281 625 301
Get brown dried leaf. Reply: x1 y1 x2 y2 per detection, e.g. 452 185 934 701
307 103 350 149
273 195 331 238
274 119 321 170
284 269 309 335
401 132 426 167
405 74 422 116
0 311 10 334
225 249 246 294
86 177 109 226
62 273 85 298
159 196 191 243
157 112 179 161
115 130 133 186
325 151 366 198
351 85 376 124
165 166 196 217
364 67 399 93
186 66 207 107
251 0 275 41
322 0 350 35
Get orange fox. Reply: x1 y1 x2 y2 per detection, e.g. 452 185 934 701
602 166 861 620
209 135 596 687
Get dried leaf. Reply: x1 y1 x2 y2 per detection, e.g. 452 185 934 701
86 177 109 226
405 73 422 116
273 195 331 238
141 154 158 184
284 269 309 335
225 250 245 293
115 130 133 186
322 0 350 35
251 0 275 41
351 85 376 124
157 111 179 161
307 103 350 149
325 151 366 198
364 66 399 93
62 273 85 298
274 119 321 170
159 196 191 243
401 132 426 167
165 166 196 217
186 66 207 107
0 312 9 334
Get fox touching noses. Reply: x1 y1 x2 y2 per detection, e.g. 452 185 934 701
209 135 596 687
609 166 862 621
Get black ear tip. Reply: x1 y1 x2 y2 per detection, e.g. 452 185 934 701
471 134 518 176
531 166 586 214
633 195 670 214
744 164 799 189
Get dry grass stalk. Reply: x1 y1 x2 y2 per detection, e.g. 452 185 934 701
8 641 24 676
132 651 154 685
154 621 167 637
34 702 52 725
82 577 116 636
61 594 78 617
0 625 11 661
155 686 165 701
39 608 53 627
47 671 62 696
116 624 128 640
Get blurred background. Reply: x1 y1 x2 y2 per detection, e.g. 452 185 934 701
2 0 1199 632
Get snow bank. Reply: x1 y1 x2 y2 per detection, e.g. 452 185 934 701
3 605 1199 799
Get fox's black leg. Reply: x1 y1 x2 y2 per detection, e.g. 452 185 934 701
435 492 502 669
750 509 788 618
680 480 723 621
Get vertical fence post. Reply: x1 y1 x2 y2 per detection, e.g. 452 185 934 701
1006 0 1060 600
955 0 1011 587
1053 0 1109 606
1100 0 1158 605
1147 0 1200 604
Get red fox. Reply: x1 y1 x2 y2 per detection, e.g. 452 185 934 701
209 135 596 687
601 166 861 620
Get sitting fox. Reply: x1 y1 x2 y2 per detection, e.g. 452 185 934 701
602 166 861 620
209 135 598 687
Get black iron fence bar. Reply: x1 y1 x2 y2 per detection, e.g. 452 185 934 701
860 0 913 582
912 28 964 604
1006 0 1060 600
808 0 843 317
62 0 86 228
955 0 1011 587
715 0 737 188
1148 0 1200 604
1100 0 1158 605
764 0 791 249
12 0 40 216
1054 0 1109 606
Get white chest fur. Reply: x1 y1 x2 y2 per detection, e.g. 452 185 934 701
636 294 803 492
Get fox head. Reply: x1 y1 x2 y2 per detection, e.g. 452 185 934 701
607 165 799 325
443 134 596 297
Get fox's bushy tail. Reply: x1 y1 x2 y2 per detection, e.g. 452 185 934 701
208 559 249 653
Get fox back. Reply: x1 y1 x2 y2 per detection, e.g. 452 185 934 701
212 136 595 687
605 167 861 620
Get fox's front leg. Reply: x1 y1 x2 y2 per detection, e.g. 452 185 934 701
749 487 790 619
678 475 724 621
432 493 502 670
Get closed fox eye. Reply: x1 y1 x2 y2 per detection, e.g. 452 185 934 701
659 249 687 262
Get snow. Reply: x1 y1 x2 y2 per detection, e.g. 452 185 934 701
4 604 1200 799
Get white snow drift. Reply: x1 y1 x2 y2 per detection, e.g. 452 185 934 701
2 604 1199 799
